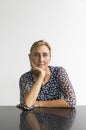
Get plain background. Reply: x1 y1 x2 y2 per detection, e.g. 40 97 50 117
0 0 86 105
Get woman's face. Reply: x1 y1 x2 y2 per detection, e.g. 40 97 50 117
29 45 51 70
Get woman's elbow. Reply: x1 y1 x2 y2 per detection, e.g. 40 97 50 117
24 97 35 108
70 99 76 108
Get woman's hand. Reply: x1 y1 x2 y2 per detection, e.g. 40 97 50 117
32 63 45 79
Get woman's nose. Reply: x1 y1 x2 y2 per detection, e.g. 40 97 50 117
39 55 43 62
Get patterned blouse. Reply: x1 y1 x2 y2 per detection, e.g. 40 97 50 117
19 66 76 108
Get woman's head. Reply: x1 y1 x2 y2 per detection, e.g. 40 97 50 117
29 40 51 70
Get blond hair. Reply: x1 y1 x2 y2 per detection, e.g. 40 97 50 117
30 40 51 55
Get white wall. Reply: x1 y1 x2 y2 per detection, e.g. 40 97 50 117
0 0 86 105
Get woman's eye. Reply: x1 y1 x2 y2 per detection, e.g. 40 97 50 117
33 53 49 57
43 53 48 57
34 54 39 57
43 54 47 57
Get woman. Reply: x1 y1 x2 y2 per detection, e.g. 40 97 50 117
18 40 76 110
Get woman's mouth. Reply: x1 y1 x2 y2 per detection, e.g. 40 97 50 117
37 64 44 67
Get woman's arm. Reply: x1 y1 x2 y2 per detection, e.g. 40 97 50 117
24 75 44 107
58 67 76 107
35 99 70 108
24 67 45 107
34 67 76 108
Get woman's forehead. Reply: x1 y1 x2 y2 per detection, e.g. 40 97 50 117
32 45 50 53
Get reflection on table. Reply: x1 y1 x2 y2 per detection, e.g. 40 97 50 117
20 108 76 130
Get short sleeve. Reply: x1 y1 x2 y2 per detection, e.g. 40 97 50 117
58 67 76 107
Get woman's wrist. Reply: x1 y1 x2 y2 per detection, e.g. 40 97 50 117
37 75 44 84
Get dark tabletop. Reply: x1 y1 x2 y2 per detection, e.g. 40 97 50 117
0 106 86 130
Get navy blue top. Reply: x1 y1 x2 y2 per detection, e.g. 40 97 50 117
19 66 76 108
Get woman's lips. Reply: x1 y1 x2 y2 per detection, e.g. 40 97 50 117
37 64 44 67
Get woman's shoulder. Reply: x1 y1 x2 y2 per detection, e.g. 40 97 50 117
19 70 32 81
49 65 65 72
49 66 68 76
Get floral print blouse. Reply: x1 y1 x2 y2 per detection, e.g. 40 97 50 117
19 66 76 108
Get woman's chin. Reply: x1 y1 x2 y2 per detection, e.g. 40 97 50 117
38 66 45 70
39 67 45 69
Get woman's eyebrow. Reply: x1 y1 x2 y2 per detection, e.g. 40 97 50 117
43 52 48 54
33 52 48 54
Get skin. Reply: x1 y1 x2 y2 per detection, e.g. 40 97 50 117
29 45 51 85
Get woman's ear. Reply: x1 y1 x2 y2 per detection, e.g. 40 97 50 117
49 54 51 63
28 54 32 68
